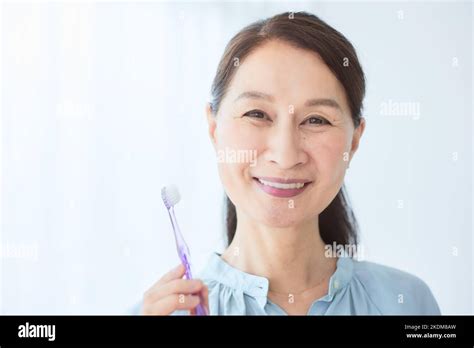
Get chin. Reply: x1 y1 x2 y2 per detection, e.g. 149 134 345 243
252 206 308 228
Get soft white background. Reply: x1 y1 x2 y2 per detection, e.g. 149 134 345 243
0 0 472 314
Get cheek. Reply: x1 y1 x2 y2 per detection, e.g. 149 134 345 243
215 119 262 197
306 131 350 183
216 119 262 151
301 131 350 215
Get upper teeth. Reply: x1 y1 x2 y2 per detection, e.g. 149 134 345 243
258 178 306 189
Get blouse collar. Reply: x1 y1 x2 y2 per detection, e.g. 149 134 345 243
200 252 354 309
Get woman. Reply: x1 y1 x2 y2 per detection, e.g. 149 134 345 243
140 11 440 315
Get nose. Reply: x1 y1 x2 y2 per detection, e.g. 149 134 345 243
264 123 308 169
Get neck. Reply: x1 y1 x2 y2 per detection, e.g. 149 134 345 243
221 209 336 294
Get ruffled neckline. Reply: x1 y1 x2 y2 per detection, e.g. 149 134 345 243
200 252 354 309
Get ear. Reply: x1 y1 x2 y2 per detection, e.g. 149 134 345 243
206 102 217 150
348 117 366 164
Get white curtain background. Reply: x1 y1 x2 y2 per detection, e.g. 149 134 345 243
0 1 472 314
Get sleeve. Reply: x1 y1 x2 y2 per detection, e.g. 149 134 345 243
413 278 441 315
127 300 142 315
354 261 442 315
127 300 190 315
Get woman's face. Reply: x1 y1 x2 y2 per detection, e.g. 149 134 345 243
207 39 365 228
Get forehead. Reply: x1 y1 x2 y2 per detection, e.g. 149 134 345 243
226 40 348 110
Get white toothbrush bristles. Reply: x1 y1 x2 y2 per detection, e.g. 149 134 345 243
161 185 181 209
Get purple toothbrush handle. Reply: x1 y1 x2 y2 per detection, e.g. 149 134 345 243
195 302 208 316
181 253 208 316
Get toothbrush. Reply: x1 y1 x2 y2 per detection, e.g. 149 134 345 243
161 185 208 316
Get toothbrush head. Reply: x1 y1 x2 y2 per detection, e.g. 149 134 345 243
161 185 181 209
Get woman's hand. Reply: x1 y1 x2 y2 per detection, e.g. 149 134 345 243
142 263 209 315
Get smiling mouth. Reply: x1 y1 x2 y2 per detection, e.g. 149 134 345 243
252 176 312 198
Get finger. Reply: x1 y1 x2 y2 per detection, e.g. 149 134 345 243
191 286 209 316
146 278 204 304
202 285 209 314
157 264 186 286
145 294 200 315
145 264 185 298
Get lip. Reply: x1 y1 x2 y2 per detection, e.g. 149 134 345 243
254 176 312 184
253 176 312 198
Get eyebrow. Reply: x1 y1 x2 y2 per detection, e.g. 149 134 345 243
304 98 342 111
234 91 342 111
234 91 275 103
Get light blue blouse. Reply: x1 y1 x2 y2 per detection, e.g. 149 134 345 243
132 252 441 315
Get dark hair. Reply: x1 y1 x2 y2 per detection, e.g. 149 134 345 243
210 11 365 247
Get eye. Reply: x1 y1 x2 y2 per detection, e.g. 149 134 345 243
302 116 331 126
243 109 269 120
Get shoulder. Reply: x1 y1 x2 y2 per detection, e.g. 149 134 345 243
127 300 142 315
351 259 441 315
